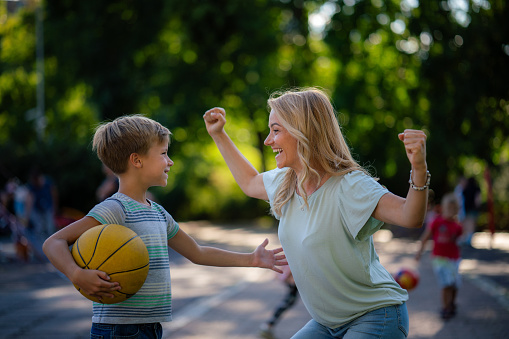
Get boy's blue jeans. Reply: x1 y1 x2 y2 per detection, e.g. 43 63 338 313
91 322 162 339
291 303 409 339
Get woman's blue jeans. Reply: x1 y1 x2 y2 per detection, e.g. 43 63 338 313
90 322 162 339
292 303 409 339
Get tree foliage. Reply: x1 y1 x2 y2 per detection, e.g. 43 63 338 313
1 0 508 228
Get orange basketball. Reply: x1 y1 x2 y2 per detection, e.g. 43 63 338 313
71 224 149 304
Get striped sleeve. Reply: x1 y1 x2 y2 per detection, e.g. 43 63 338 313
87 199 126 225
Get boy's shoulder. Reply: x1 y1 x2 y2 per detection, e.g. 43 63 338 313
87 194 126 225
112 193 169 213
97 193 168 217
150 199 172 217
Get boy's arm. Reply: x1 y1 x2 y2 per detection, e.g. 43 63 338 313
168 229 287 273
43 216 121 300
203 107 268 200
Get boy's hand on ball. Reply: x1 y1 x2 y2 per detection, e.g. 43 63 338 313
73 268 121 299
252 238 287 274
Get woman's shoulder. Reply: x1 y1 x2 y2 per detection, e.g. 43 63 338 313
330 170 386 195
333 169 373 185
266 167 289 175
263 167 289 184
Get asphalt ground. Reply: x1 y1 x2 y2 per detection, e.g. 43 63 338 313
0 222 508 339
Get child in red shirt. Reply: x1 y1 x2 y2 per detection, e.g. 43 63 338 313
416 192 463 319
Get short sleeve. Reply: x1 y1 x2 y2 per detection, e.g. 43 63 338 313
338 171 389 241
87 199 126 225
151 201 180 240
262 167 289 219
164 210 179 240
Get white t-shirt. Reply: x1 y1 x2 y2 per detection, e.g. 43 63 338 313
263 168 408 328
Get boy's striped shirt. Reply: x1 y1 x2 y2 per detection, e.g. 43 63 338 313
86 192 179 324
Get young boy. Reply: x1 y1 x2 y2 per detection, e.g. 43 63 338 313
415 192 463 320
43 115 286 338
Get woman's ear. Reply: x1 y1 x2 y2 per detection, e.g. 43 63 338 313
129 153 143 168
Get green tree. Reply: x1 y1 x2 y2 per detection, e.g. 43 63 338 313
315 1 508 194
1 1 508 228
1 0 315 220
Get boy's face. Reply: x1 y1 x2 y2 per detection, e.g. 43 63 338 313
140 139 173 187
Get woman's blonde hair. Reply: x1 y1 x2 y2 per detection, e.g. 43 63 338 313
93 114 171 174
267 87 364 216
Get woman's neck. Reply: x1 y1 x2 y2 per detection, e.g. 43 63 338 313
299 170 330 196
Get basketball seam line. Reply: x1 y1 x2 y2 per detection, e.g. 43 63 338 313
108 262 150 276
83 224 109 269
76 224 108 269
96 235 140 271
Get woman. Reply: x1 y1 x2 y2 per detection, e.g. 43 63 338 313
203 87 429 338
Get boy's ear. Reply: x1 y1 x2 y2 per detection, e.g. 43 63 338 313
130 153 143 168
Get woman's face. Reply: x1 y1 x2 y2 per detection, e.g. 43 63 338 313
264 110 301 172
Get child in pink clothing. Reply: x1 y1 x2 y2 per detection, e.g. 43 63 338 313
416 192 463 319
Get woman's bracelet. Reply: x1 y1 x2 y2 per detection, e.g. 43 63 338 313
409 170 431 191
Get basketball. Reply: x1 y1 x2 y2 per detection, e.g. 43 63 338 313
394 267 420 291
71 224 149 304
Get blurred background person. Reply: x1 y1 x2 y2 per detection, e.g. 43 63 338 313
454 176 467 223
415 193 463 320
27 168 58 239
259 265 299 339
96 164 119 202
461 177 481 247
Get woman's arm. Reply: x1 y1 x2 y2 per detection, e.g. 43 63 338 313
203 107 268 200
373 129 428 228
168 229 287 273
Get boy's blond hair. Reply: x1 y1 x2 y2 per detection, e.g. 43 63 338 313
93 115 171 174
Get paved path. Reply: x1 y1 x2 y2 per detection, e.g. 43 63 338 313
0 222 508 339
376 230 509 339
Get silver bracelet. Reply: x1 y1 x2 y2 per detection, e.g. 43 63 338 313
409 170 431 191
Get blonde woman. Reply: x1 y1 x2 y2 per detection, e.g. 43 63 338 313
204 88 429 339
